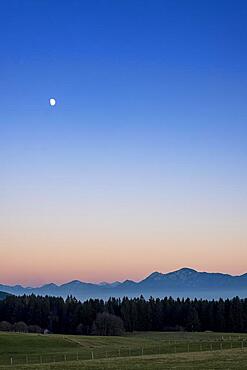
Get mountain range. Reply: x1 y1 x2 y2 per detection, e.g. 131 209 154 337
1 268 247 301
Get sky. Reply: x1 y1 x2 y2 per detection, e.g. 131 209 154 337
0 0 247 286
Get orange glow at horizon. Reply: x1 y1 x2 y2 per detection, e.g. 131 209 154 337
1 218 246 286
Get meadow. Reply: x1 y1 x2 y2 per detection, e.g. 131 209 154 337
1 331 247 369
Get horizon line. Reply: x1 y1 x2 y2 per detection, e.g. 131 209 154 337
1 266 246 289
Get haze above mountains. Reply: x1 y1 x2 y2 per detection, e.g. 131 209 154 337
2 268 247 301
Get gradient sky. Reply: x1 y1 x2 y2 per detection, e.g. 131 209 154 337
1 0 247 286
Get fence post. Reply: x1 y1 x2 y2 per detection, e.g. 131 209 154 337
40 355 42 363
10 357 13 366
64 354 66 361
119 348 121 357
91 351 94 360
142 348 144 356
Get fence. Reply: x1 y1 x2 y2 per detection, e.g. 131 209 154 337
2 338 247 367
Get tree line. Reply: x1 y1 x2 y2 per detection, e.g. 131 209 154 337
0 294 247 335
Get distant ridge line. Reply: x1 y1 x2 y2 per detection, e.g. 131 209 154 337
1 267 247 301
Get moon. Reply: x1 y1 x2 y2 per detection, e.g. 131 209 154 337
49 98 56 106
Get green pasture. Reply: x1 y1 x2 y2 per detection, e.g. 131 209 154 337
1 331 247 369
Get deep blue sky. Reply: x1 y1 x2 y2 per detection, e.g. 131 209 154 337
1 0 247 284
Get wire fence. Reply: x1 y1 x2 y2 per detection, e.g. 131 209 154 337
1 339 247 367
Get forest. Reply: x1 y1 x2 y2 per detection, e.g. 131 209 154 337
0 294 246 335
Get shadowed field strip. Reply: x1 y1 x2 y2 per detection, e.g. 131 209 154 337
63 336 85 347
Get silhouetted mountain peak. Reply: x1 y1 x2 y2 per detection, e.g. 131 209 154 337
122 279 136 286
67 280 82 284
144 271 164 281
144 268 198 282
41 283 58 288
169 267 197 276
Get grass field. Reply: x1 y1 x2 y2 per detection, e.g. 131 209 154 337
1 331 247 369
